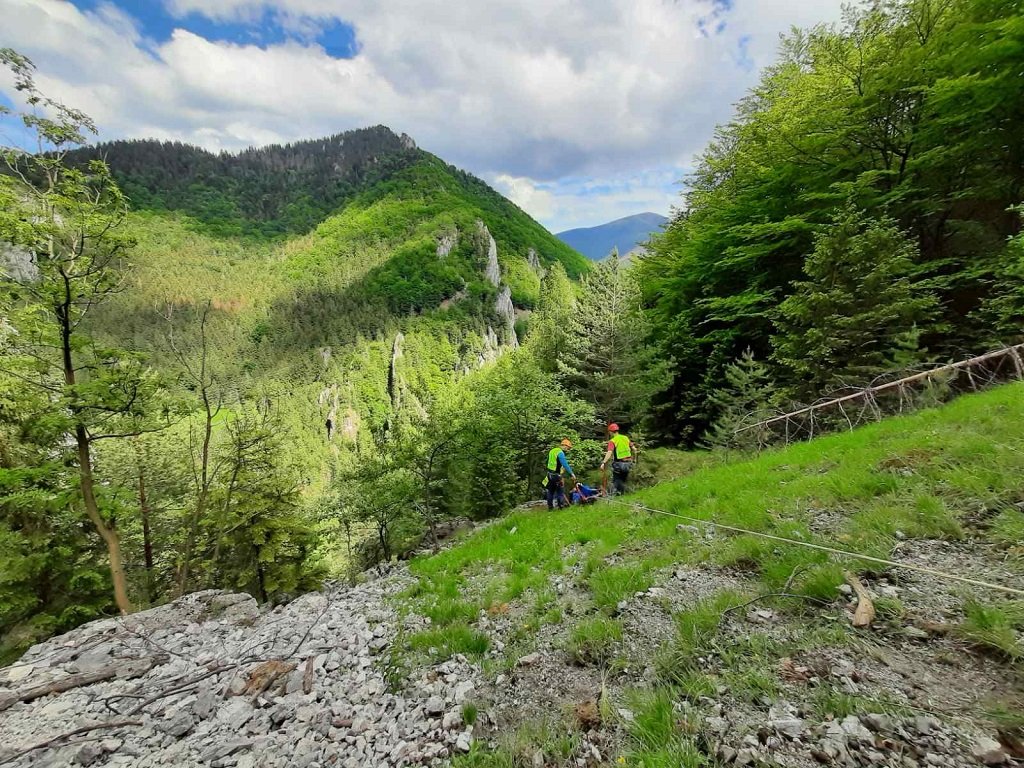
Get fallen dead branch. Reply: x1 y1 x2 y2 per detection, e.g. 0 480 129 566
0 655 167 713
302 656 315 695
238 659 295 698
719 592 830 625
0 719 141 766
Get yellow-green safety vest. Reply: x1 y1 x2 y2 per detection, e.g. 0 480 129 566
547 446 564 472
610 433 632 460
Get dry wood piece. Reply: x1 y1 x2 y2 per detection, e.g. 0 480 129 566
779 657 812 682
236 659 296 698
574 699 601 731
844 571 876 628
0 719 142 766
0 655 167 713
302 656 315 696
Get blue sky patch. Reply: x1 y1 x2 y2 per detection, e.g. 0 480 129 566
68 0 358 56
697 0 735 37
733 34 754 71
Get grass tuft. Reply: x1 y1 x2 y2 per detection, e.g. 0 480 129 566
589 564 653 611
626 689 709 767
991 508 1024 552
452 719 580 768
407 623 491 659
959 600 1024 660
568 616 623 667
656 592 744 686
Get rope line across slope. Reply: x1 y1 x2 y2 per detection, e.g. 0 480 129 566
602 499 1024 597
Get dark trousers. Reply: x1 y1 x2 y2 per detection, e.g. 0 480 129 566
611 461 632 496
546 472 567 509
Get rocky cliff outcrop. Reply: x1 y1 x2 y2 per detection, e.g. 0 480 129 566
477 326 502 367
526 248 545 279
0 244 38 283
476 221 501 288
436 231 457 259
494 286 519 348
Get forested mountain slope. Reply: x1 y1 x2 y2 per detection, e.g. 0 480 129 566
2 107 606 658
84 128 590 438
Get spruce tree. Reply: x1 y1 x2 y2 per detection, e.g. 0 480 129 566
981 220 1024 343
705 348 777 450
525 264 576 374
772 203 936 396
558 253 667 426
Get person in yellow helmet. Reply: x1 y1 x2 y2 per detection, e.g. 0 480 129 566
600 423 634 496
545 438 576 510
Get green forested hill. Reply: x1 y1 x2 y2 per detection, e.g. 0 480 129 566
85 129 589 435
66 127 422 239
87 138 588 446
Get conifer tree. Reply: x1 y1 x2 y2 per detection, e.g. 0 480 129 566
558 253 667 426
212 405 322 601
704 348 777 450
525 263 576 373
772 203 936 396
981 219 1024 342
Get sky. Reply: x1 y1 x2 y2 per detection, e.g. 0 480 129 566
0 0 848 232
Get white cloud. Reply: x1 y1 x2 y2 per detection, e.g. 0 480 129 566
0 0 849 227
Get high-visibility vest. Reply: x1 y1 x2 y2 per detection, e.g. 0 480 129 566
547 446 564 472
610 433 632 460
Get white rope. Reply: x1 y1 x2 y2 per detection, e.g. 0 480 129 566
603 498 1024 597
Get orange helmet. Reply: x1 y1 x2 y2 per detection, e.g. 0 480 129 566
560 438 573 449
607 423 620 433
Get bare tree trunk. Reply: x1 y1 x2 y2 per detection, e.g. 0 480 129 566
176 306 217 597
177 404 212 596
211 458 241 576
75 425 133 614
378 518 390 562
254 544 268 603
138 463 155 604
60 278 133 614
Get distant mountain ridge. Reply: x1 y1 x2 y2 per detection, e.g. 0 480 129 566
66 127 423 239
557 212 668 261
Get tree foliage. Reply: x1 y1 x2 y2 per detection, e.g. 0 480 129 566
0 47 167 614
559 254 668 428
703 349 777 451
771 203 936 395
638 0 1024 441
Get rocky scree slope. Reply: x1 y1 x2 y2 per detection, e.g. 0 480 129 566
0 572 482 768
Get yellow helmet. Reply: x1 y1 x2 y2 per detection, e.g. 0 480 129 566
560 438 573 449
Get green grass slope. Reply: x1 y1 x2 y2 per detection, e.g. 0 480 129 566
396 384 1024 764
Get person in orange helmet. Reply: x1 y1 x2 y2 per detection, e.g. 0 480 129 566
599 423 635 496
